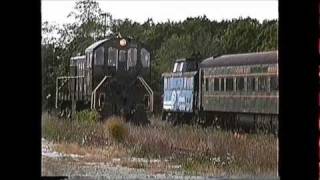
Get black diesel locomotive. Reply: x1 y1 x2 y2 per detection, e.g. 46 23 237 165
162 51 278 133
56 35 153 124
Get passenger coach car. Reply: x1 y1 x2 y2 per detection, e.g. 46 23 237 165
162 51 279 132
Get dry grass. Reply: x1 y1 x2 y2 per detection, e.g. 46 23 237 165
54 143 87 156
125 117 277 176
42 114 277 176
120 161 147 169
53 143 128 163
42 114 107 146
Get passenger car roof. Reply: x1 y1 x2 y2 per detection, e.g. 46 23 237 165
200 51 278 68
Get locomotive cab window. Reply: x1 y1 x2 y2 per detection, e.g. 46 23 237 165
119 50 126 62
118 50 127 71
173 63 178 72
179 62 184 72
127 48 137 68
86 52 92 68
108 47 118 67
141 48 150 68
174 62 183 72
94 46 104 65
185 61 196 71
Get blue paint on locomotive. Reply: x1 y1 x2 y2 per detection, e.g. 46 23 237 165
162 76 194 112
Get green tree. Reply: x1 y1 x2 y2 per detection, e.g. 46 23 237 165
220 17 261 54
42 0 110 110
42 0 278 111
256 20 278 51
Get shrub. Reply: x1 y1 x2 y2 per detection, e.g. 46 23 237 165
75 110 99 124
105 116 128 142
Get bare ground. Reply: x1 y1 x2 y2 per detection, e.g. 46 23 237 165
42 138 279 180
42 138 208 179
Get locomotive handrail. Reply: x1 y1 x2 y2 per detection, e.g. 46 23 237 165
55 75 85 108
91 76 111 110
137 76 154 112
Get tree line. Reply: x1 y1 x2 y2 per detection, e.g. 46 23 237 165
42 0 277 110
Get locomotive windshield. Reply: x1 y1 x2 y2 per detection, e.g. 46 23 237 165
128 48 137 68
118 50 127 71
86 52 92 68
141 48 150 67
119 50 126 62
173 62 184 72
108 47 118 67
94 46 104 65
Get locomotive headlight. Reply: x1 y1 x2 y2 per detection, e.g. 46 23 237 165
120 38 126 46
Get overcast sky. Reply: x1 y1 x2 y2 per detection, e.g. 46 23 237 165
42 0 278 25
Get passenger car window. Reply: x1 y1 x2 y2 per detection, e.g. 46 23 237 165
205 78 209 91
247 77 256 91
236 77 244 91
220 78 225 91
226 78 234 91
258 76 268 91
141 48 150 68
214 78 219 91
94 46 104 65
108 47 118 66
270 76 278 91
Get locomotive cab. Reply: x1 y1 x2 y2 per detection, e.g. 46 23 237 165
173 58 199 73
55 35 153 124
84 37 151 77
161 56 200 124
